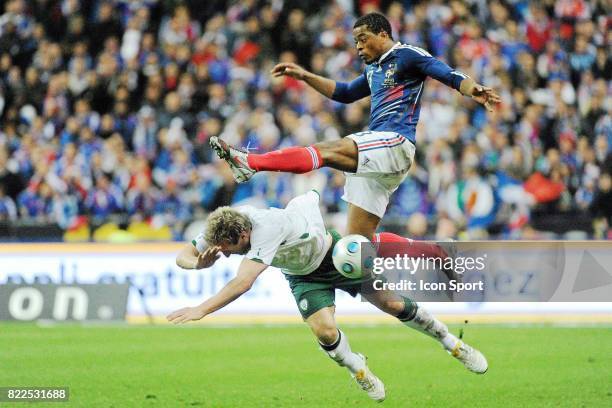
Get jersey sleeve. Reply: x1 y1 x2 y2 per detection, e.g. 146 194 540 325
331 72 371 103
397 46 469 92
191 232 206 253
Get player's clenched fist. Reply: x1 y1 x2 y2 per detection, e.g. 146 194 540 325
271 62 307 80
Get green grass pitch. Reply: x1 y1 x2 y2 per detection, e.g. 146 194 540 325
1 323 611 407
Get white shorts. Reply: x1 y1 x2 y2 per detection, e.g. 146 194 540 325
342 131 416 218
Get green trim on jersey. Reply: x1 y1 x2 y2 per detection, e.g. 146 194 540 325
191 240 197 247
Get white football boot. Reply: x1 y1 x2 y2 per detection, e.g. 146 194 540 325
209 136 256 183
352 354 386 402
449 340 488 374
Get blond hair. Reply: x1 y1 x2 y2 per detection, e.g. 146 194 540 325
204 206 252 245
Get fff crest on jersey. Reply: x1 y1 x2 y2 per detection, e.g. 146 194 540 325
383 63 396 87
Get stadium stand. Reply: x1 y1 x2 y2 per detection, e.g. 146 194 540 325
0 0 609 241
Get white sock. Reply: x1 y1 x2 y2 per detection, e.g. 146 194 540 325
401 306 449 341
402 308 461 350
440 332 460 351
320 330 366 374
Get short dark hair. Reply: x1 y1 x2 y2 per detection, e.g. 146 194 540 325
353 13 393 39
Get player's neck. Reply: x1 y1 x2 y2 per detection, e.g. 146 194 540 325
376 40 396 62
381 40 395 53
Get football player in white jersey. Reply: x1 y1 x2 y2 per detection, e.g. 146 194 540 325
167 190 487 402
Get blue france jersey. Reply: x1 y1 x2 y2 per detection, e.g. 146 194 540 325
332 43 469 144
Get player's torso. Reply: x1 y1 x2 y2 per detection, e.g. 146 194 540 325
246 206 330 275
365 48 425 141
271 231 332 275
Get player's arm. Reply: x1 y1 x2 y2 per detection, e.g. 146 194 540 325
271 62 370 103
166 258 268 324
457 77 501 111
175 244 221 270
403 47 501 111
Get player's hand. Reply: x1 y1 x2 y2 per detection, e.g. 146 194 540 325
195 246 221 269
471 84 501 112
166 306 207 324
270 62 307 80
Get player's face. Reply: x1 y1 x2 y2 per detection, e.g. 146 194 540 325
353 25 389 64
219 233 251 257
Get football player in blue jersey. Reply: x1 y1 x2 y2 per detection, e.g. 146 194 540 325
210 12 500 246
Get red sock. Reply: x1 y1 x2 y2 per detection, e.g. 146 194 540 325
247 146 323 173
372 232 448 259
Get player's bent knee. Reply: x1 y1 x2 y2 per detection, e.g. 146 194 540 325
313 139 358 166
384 300 405 316
314 325 339 345
312 141 335 158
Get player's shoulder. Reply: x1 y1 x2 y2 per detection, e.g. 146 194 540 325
394 43 433 59
237 205 284 233
235 204 277 220
234 204 256 217
191 231 205 252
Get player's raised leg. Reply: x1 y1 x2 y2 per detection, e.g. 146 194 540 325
340 130 416 237
305 305 386 402
209 136 358 183
344 182 459 280
372 231 461 285
346 203 381 237
361 289 488 374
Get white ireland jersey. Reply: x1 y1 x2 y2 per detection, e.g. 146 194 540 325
192 191 331 275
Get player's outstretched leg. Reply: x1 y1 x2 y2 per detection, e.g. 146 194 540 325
209 137 358 183
363 290 488 374
405 305 488 374
373 232 462 292
306 306 385 402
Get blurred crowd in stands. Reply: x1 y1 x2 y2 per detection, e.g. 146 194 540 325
0 0 610 240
